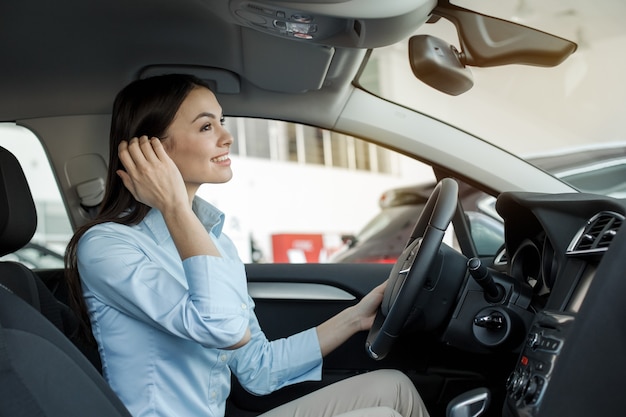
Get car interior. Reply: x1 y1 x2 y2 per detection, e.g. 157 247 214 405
1 1 624 417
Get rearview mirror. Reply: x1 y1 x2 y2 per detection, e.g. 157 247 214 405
409 35 473 96
409 1 577 95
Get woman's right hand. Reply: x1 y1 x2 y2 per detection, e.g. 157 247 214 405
117 136 189 212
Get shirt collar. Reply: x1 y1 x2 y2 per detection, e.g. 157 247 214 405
143 197 226 244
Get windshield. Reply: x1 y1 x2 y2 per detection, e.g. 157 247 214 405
360 0 626 197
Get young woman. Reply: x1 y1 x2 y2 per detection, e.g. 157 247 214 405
65 74 429 417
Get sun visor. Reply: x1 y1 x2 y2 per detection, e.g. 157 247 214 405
241 28 334 93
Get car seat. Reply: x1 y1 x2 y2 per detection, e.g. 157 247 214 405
0 145 131 417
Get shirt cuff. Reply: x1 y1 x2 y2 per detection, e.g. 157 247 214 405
281 327 323 383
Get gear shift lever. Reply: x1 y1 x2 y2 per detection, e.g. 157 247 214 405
446 388 490 417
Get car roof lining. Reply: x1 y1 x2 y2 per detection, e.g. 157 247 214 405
0 0 434 122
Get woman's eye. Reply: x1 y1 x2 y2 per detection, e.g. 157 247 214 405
201 124 212 132
220 117 226 126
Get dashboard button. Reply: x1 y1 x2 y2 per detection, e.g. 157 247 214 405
527 332 541 349
539 336 560 351
534 360 547 372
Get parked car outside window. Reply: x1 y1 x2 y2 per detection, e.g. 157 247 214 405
329 179 504 263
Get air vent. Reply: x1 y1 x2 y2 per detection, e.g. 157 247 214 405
567 211 624 255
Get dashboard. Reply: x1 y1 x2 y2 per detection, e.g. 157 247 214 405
494 191 625 417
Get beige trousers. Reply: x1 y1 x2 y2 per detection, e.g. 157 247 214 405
258 369 430 417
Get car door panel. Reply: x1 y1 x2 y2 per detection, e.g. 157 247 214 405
229 263 501 417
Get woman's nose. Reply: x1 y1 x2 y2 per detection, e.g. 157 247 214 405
219 128 234 147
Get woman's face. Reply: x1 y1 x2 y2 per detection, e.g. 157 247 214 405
163 86 234 193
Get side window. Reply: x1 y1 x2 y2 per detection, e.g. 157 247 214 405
201 117 438 264
205 118 504 264
0 123 72 268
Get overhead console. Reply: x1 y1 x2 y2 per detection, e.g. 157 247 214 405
228 0 436 47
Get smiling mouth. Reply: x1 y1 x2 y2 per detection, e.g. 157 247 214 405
211 155 229 162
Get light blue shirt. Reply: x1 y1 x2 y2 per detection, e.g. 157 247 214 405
77 197 323 417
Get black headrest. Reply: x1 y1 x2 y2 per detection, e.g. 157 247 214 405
0 146 37 257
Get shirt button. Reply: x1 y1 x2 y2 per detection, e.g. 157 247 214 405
210 391 217 400
220 354 228 362
241 303 247 310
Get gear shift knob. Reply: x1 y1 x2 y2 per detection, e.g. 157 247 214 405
446 388 490 417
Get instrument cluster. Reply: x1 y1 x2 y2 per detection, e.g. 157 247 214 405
508 233 557 310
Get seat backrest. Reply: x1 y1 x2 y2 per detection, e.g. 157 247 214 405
0 146 37 257
0 146 89 352
0 287 132 417
0 146 130 416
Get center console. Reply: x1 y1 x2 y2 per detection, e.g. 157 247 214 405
503 245 600 417
504 310 574 416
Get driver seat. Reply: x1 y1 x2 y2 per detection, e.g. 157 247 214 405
0 145 132 416
0 145 491 417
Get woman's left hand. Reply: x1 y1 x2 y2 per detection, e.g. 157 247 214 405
315 280 388 356
353 280 388 332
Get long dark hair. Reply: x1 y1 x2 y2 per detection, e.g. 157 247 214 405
65 74 213 344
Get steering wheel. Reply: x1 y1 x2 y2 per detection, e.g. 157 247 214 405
366 177 459 360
